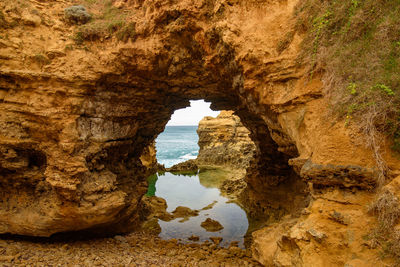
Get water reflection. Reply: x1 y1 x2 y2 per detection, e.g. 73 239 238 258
145 170 249 248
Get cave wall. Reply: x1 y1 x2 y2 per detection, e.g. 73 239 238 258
0 0 399 254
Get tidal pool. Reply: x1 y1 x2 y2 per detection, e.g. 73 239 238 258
146 170 249 248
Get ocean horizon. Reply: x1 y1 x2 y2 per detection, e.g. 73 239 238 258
155 125 200 168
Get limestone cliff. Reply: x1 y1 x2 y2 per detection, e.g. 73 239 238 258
197 110 256 169
0 0 400 265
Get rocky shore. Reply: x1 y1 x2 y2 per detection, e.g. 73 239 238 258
0 232 261 266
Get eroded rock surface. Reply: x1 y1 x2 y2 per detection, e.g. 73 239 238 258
166 159 198 174
1 0 400 265
0 233 262 266
197 110 256 169
201 218 224 232
141 196 200 223
251 188 395 267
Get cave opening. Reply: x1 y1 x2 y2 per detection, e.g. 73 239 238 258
142 99 258 248
138 94 310 249
155 99 220 168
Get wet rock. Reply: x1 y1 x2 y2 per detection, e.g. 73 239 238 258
157 163 166 172
188 235 200 241
209 244 218 250
209 236 223 245
64 6 91 25
229 241 239 247
142 196 174 221
172 206 199 218
228 246 243 257
201 218 224 232
140 218 161 235
220 177 247 197
167 160 198 174
200 201 217 211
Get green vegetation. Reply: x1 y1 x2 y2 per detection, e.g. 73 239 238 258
73 0 136 44
369 190 400 261
64 44 74 51
296 1 400 259
295 0 400 183
145 174 158 197
33 54 51 66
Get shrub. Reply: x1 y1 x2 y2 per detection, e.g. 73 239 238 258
64 5 92 25
369 190 400 260
116 22 137 42
295 0 400 182
72 1 134 44
33 54 51 67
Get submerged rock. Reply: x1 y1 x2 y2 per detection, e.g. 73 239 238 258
210 236 223 245
201 201 218 211
201 218 224 232
172 206 199 218
142 196 201 225
141 196 174 222
188 235 200 241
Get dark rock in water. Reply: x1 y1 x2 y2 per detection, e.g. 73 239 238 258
210 236 223 245
141 196 174 222
172 206 199 218
188 235 200 241
167 159 198 174
201 218 224 232
157 163 166 172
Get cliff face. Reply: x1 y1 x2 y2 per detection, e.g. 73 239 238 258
197 111 256 169
1 0 400 264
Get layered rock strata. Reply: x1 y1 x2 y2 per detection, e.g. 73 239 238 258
0 0 400 265
196 110 256 169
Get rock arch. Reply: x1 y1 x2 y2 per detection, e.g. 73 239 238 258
0 0 385 238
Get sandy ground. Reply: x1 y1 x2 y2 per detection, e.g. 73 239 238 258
0 232 262 266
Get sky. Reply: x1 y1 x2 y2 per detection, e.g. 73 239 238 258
167 100 220 126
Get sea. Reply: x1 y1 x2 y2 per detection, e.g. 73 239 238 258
150 125 250 248
155 126 199 168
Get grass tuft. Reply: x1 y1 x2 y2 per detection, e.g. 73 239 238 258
295 0 400 183
369 190 400 260
73 0 135 44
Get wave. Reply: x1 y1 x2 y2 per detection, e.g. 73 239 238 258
179 152 198 160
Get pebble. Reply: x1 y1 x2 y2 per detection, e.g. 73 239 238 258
0 232 261 266
114 235 128 243
188 235 200 241
210 236 223 245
